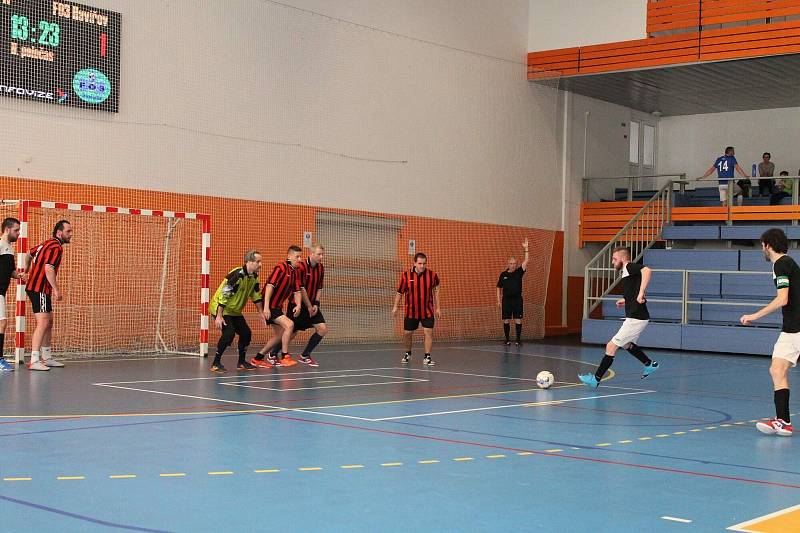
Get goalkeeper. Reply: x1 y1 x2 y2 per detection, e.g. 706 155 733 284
209 250 268 373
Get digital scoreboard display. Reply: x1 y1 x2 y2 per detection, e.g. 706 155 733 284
0 0 121 112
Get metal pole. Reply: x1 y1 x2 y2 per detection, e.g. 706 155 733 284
727 180 733 226
681 269 689 325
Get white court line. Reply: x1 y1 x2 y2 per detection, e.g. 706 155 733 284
727 503 800 532
220 374 427 385
94 367 548 386
92 383 377 422
368 389 656 421
222 374 428 391
661 516 692 524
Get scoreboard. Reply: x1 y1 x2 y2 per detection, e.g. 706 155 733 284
0 0 121 112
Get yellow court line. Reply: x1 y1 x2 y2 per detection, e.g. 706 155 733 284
254 469 280 473
57 476 85 480
545 449 563 453
486 454 506 459
159 473 186 477
517 452 534 456
453 457 474 462
298 467 323 471
656 434 669 438
208 471 234 476
381 462 403 467
673 431 686 435
109 475 137 479
618 440 633 444
418 460 440 464
3 477 32 481
340 465 365 469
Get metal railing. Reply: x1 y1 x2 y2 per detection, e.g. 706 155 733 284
582 173 687 202
716 174 800 226
583 181 679 318
586 269 775 326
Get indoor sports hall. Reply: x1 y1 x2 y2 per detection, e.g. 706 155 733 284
2 1 800 532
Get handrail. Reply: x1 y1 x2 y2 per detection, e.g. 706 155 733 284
582 173 686 201
587 268 775 326
583 180 677 318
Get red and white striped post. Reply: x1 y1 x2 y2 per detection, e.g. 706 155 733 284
199 215 211 357
14 200 29 364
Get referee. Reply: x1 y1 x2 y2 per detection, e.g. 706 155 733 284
496 239 529 346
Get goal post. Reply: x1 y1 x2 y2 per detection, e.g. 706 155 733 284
2 200 210 363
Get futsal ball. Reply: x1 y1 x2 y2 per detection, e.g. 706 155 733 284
536 371 554 389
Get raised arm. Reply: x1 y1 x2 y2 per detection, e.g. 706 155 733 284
521 238 530 271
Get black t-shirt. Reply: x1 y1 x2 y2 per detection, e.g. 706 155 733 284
773 255 800 333
0 239 15 296
622 262 650 320
497 267 525 298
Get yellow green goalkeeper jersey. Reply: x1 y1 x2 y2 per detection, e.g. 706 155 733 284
209 266 264 317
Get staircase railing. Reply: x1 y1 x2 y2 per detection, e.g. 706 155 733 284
583 180 681 318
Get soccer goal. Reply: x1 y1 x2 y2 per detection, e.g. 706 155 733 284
0 200 211 362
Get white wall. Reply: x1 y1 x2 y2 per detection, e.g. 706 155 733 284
561 93 633 276
1 0 564 230
658 107 800 179
529 0 647 51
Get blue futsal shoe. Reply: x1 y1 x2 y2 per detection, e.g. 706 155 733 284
642 361 659 379
0 358 14 372
578 373 599 388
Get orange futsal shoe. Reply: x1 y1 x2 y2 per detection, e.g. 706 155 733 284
279 354 298 367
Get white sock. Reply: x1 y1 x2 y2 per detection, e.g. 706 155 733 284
42 346 52 360
31 350 40 363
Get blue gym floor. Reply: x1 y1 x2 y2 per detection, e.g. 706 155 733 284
0 339 797 532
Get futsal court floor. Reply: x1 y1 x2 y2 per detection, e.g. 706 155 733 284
0 338 798 532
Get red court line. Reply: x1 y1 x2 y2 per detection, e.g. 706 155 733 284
258 413 800 490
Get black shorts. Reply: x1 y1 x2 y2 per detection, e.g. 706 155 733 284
288 303 326 331
404 317 435 331
502 296 523 320
27 290 53 314
267 308 287 325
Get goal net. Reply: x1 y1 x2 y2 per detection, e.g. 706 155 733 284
0 200 210 362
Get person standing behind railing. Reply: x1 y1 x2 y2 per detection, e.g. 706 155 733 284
699 146 750 207
770 171 793 206
758 152 775 197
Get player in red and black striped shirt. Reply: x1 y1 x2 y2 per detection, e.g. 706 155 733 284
252 245 303 367
393 252 441 366
262 244 328 367
24 220 73 371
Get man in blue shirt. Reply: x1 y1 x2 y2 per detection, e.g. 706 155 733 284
699 146 750 206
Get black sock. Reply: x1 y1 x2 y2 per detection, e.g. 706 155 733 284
775 389 791 422
595 355 615 381
254 352 264 361
627 344 652 365
212 353 223 366
404 351 411 356
424 353 431 358
271 346 281 357
515 324 522 341
303 333 324 356
0 332 4 355
237 349 247 364
503 324 510 340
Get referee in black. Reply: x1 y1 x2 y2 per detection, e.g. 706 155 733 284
496 239 529 346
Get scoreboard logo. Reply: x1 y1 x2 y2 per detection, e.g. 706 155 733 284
72 68 111 104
